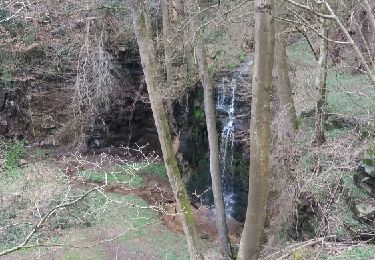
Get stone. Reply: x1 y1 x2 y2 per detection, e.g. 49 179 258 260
353 198 375 220
0 89 8 111
19 159 28 166
355 171 375 197
0 116 8 135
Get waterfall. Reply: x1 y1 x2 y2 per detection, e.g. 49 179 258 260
215 57 253 218
216 77 237 216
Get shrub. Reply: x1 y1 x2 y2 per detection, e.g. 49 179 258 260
4 140 26 171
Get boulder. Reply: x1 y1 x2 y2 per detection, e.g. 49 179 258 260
0 116 8 135
354 171 375 197
353 198 375 220
0 89 8 111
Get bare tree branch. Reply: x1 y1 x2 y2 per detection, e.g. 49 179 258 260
0 186 102 257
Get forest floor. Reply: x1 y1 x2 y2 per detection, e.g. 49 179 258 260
260 38 375 260
1 147 245 260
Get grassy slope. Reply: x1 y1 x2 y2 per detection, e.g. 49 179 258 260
280 38 375 259
0 160 201 260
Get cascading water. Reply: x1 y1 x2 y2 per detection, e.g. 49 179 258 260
216 78 237 216
215 57 253 218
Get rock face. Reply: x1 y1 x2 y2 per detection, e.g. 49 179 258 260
0 115 8 135
353 198 375 220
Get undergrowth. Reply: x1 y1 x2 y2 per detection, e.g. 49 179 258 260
4 140 26 171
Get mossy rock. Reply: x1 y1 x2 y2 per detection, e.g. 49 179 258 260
353 198 375 220
360 145 375 177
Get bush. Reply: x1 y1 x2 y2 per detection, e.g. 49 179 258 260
4 140 26 171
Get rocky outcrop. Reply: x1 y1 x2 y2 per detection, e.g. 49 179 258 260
353 198 375 220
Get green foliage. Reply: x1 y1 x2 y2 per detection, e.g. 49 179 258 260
22 32 36 45
341 173 368 200
326 246 375 260
226 62 237 71
4 140 26 171
193 107 205 121
292 249 305 260
0 9 9 22
204 29 225 44
236 49 246 62
34 148 48 159
140 163 167 179
1 66 13 88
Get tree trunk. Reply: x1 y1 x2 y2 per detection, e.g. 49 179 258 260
130 2 203 259
161 0 173 85
324 3 375 87
274 9 297 141
362 0 375 67
238 0 275 259
313 18 329 146
186 1 232 258
363 0 375 34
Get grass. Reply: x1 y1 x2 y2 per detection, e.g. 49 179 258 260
3 140 26 171
326 245 375 260
1 159 191 259
140 163 167 179
78 164 144 188
326 71 375 119
54 192 189 259
288 38 375 121
78 163 167 187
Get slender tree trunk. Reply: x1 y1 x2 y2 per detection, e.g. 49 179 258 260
161 0 175 125
313 18 329 146
363 0 375 34
131 2 203 259
186 1 232 258
238 0 275 259
274 9 297 141
362 0 375 67
162 0 173 85
324 3 375 86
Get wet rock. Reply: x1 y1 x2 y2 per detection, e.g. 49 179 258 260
354 171 375 197
0 89 8 111
0 116 8 135
19 159 28 166
360 146 375 177
353 198 375 220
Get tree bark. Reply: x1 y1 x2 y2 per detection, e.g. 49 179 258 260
162 0 173 85
274 8 297 141
363 0 375 34
186 1 232 258
324 2 375 87
238 0 275 259
130 2 203 259
313 18 329 146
